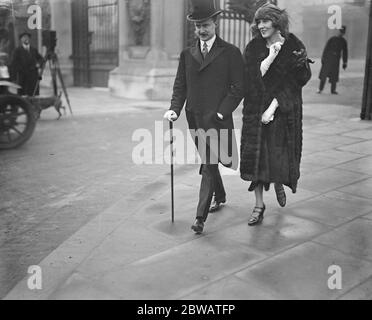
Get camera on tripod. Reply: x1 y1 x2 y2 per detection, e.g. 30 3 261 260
42 30 57 53
35 30 72 118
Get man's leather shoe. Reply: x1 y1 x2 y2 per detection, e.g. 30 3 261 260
191 219 204 234
209 199 226 213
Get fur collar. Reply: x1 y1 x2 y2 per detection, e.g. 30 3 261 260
248 33 304 63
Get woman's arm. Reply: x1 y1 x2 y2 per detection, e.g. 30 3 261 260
262 98 279 124
260 42 282 77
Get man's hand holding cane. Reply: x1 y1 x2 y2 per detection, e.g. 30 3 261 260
164 110 178 122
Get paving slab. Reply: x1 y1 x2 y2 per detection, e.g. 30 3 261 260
338 140 372 155
338 177 372 200
66 221 178 280
212 214 329 256
52 236 266 300
302 138 339 154
181 275 280 300
338 277 372 300
313 219 372 263
342 129 372 140
299 168 366 194
285 191 372 227
335 156 372 175
319 134 365 146
340 119 372 130
302 150 364 168
234 242 372 300
362 212 372 220
306 124 356 136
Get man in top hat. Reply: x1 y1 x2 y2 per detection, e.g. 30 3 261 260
10 31 43 96
318 26 348 95
164 0 245 234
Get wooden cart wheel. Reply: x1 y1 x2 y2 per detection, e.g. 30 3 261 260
0 95 37 150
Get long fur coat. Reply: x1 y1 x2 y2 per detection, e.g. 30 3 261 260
240 33 312 193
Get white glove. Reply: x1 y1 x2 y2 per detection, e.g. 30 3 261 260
262 98 279 125
164 110 178 122
269 42 283 58
261 42 283 76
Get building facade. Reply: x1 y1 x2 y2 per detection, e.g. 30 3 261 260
51 0 252 100
8 0 369 100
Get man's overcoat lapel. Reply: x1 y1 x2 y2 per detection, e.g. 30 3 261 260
189 36 227 71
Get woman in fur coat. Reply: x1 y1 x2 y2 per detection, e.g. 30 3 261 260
240 3 312 226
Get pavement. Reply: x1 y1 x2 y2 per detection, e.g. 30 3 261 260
3 60 372 300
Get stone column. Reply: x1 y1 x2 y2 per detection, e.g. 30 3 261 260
50 0 73 86
118 0 130 64
109 0 184 100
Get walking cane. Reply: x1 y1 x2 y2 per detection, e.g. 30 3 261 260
169 120 175 224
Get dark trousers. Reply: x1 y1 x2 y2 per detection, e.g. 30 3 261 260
196 164 226 221
17 71 39 96
319 79 337 93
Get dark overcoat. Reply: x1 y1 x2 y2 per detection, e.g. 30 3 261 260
10 46 43 95
170 36 245 170
240 33 312 193
319 36 348 83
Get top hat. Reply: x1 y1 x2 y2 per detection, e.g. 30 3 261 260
19 31 32 39
187 0 222 22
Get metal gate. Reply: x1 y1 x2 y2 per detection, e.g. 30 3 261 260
219 0 251 51
71 0 118 87
184 0 251 52
71 0 90 87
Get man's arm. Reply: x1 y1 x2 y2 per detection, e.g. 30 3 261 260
217 47 245 119
169 51 187 117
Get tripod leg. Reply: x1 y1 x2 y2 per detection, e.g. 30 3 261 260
32 75 41 97
33 56 48 97
55 57 73 115
50 59 58 97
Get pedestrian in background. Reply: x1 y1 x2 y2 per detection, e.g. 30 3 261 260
240 3 312 226
10 31 43 96
164 0 245 235
318 26 348 95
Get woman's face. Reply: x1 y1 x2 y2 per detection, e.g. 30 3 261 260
257 19 277 39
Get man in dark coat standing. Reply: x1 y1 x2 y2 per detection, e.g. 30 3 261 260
318 26 348 94
11 31 43 96
164 0 244 234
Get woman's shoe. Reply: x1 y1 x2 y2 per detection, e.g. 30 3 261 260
274 183 286 208
248 205 266 226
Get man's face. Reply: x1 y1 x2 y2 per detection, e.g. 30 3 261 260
194 18 217 42
257 19 276 39
21 35 30 45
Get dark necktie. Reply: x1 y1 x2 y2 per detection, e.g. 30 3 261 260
202 42 208 59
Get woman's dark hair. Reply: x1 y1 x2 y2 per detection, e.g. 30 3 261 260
251 3 290 38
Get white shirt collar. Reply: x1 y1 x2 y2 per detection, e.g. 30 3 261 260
200 35 216 53
22 44 30 51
